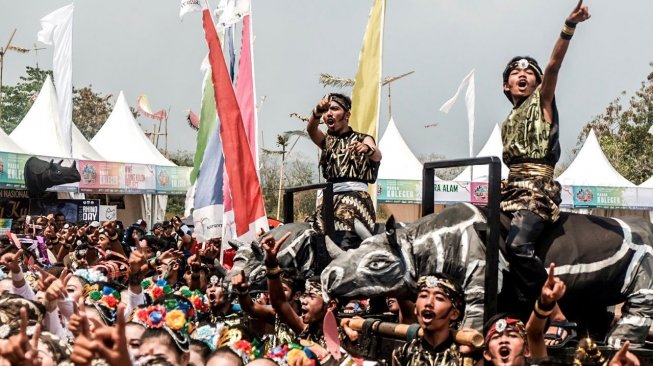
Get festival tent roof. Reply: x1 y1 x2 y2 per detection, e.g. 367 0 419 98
91 91 175 166
9 76 104 161
0 128 26 154
557 128 635 187
377 118 430 181
453 124 509 182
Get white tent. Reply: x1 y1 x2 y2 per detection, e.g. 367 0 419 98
91 91 174 166
10 76 104 161
453 124 509 182
557 128 635 187
378 118 427 181
0 128 26 154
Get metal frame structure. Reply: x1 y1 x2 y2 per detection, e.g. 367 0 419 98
283 182 335 238
421 157 502 325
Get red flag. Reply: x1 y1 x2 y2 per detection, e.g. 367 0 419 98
202 9 265 237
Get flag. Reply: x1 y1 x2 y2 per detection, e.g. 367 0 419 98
216 0 251 27
440 69 476 158
137 95 167 121
38 3 74 157
187 110 200 130
202 9 266 240
190 71 219 184
222 13 264 241
179 0 202 20
350 0 385 140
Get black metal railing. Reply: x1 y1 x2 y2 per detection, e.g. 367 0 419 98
421 157 502 325
283 183 334 238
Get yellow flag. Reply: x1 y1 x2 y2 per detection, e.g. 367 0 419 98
350 0 385 140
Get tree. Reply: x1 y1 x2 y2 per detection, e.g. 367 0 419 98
0 66 114 139
417 153 465 180
575 62 653 185
165 150 194 218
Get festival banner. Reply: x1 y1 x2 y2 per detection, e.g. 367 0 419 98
29 198 100 222
469 182 489 205
377 179 421 203
123 164 156 193
0 189 29 219
572 186 637 209
78 161 156 193
156 166 192 194
0 152 29 189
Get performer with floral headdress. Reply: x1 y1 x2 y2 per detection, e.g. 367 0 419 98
499 0 590 340
392 273 465 366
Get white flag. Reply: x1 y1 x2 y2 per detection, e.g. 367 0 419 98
440 69 476 158
179 0 202 20
216 0 251 27
38 4 74 158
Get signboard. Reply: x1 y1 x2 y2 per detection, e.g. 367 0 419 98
470 182 489 205
433 181 471 203
99 205 118 221
377 179 421 203
79 161 156 193
156 166 192 194
0 189 30 219
0 152 29 189
572 186 637 209
29 199 100 223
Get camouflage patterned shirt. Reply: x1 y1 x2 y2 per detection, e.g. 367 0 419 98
320 128 380 184
392 336 461 366
501 85 560 166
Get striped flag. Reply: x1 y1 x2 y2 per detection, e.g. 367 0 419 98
350 0 385 140
202 9 266 241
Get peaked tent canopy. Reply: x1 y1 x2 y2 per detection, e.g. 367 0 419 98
453 124 509 182
10 76 104 161
557 128 635 187
91 91 175 166
377 118 431 181
0 128 26 154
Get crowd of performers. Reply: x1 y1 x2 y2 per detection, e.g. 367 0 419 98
0 0 647 365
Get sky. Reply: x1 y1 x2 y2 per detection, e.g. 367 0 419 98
2 1 653 168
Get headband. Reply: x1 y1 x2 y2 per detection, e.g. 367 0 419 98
328 94 351 111
416 275 464 312
485 317 526 345
502 58 543 83
304 279 322 297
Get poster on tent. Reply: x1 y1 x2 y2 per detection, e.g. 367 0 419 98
571 186 638 208
377 179 421 203
29 199 100 223
469 182 489 205
434 181 473 203
78 160 122 192
0 189 30 219
122 163 156 193
0 152 29 189
636 187 653 209
155 166 192 194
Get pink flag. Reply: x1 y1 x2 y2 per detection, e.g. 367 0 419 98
202 10 265 239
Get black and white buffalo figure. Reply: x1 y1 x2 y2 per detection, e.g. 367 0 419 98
24 157 81 197
225 222 328 291
321 202 653 347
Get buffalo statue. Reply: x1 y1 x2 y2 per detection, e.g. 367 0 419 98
321 202 653 348
24 157 81 197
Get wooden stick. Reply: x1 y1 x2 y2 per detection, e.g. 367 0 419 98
341 318 484 348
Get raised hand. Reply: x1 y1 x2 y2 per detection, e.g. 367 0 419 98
609 341 641 366
568 0 590 24
541 263 566 306
128 250 146 274
232 270 250 294
1 249 24 274
91 303 131 366
0 308 41 366
261 232 291 263
199 241 220 260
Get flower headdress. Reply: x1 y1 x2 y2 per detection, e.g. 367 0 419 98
141 278 174 304
132 302 193 353
177 286 210 317
74 268 108 285
216 325 263 364
267 343 319 366
190 323 224 351
85 282 122 325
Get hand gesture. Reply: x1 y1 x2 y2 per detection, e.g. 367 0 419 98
69 299 95 366
261 232 291 263
348 140 371 155
91 303 131 366
232 270 250 294
159 248 183 263
315 95 330 114
541 263 566 306
609 341 641 366
1 249 23 274
0 307 42 366
128 250 146 274
568 0 590 24
199 241 220 260
187 254 201 272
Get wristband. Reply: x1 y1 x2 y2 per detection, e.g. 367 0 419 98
534 299 555 318
312 109 323 120
264 259 279 268
565 19 577 28
235 288 249 296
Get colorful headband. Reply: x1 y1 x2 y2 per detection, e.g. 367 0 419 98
177 286 210 316
190 323 223 351
133 304 192 353
216 326 263 364
416 275 464 312
141 278 174 304
503 58 543 82
485 317 526 344
85 283 121 325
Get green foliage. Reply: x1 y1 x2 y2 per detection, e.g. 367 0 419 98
164 149 194 218
260 153 317 221
1 66 52 133
1 66 113 140
575 62 653 185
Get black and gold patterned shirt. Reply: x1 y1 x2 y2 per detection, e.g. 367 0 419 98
320 128 379 184
392 335 461 366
